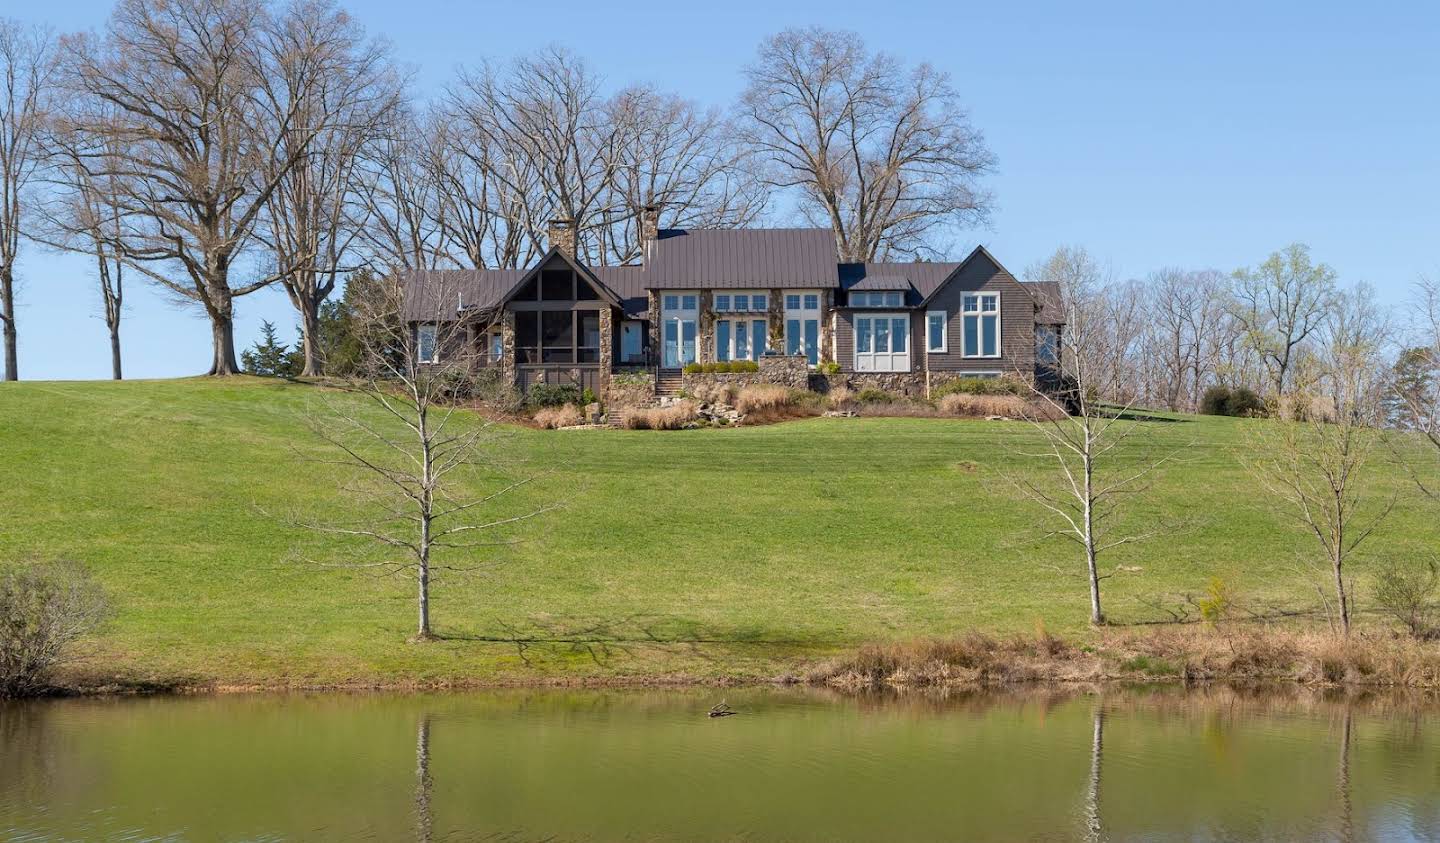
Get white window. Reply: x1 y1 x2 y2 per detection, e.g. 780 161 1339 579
416 324 438 363
715 294 731 311
733 294 749 312
962 293 1001 358
851 291 904 308
926 311 947 353
784 290 822 366
853 313 910 372
716 318 768 361
663 295 679 310
489 332 504 361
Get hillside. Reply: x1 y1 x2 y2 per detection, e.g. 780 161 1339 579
2 378 1435 689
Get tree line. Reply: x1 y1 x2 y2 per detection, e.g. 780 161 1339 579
0 5 994 379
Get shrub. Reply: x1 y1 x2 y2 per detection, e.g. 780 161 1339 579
1196 575 1235 625
526 383 581 408
828 386 855 408
1200 385 1266 417
534 403 584 429
735 385 795 414
816 360 841 375
932 376 1027 398
623 401 699 430
1374 559 1440 638
682 362 703 374
1 559 111 697
580 388 598 407
938 393 1030 418
855 387 895 403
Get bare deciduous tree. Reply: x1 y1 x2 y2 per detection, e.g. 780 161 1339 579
1009 278 1180 626
1145 268 1230 412
61 0 356 375
0 20 57 381
39 118 127 379
1232 243 1337 398
260 0 400 375
296 274 556 639
1248 305 1394 636
354 108 447 273
738 26 993 261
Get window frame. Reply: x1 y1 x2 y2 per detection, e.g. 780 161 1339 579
716 317 768 362
416 324 438 363
926 310 948 354
962 293 1002 359
852 312 912 373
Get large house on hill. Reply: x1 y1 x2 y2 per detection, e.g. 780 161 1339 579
403 206 1063 398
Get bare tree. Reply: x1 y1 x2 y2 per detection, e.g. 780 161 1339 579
0 20 57 381
38 118 127 379
354 107 447 272
1248 297 1394 635
738 26 994 261
259 0 400 376
296 274 555 639
1232 243 1337 398
60 0 349 375
1008 279 1179 626
1145 268 1229 412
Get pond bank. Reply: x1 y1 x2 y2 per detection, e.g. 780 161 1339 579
30 626 1440 698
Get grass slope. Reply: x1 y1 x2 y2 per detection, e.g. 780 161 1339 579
2 378 1435 688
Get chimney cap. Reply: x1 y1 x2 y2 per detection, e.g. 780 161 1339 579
548 217 574 228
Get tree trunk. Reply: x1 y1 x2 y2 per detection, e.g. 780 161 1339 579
299 300 323 377
417 549 431 639
208 310 241 376
1333 555 1350 635
109 322 123 380
1 265 16 381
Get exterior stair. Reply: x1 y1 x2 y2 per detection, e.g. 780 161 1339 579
654 369 684 397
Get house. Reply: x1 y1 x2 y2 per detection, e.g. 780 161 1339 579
403 206 1064 399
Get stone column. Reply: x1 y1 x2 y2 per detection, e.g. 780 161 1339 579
698 290 715 364
500 310 517 387
597 307 614 393
647 292 661 368
820 289 836 364
767 288 785 352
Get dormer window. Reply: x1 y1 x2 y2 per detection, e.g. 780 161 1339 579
851 291 904 308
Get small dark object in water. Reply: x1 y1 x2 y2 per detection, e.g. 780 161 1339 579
708 702 737 718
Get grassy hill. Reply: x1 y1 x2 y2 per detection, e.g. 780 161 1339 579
2 378 1435 689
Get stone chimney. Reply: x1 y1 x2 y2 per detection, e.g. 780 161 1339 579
547 218 576 258
641 204 660 263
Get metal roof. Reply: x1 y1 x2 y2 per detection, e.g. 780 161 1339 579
644 228 840 289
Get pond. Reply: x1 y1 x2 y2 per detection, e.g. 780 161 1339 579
3 686 1439 841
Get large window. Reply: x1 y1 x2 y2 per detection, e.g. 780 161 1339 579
416 324 438 363
1036 325 1059 367
853 314 910 372
962 293 1000 358
716 319 767 361
784 290 822 366
661 293 698 367
926 311 947 353
714 291 767 313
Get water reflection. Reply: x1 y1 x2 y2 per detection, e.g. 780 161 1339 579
1 687 1438 842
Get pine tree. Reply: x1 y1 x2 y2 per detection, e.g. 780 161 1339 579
241 321 299 377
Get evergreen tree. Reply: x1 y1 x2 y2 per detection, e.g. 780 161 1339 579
241 321 300 378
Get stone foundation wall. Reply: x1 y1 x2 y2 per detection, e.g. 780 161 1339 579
681 354 811 394
605 371 655 407
812 372 927 398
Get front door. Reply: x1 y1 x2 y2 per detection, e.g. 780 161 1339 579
621 322 643 364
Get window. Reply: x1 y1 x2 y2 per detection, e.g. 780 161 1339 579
752 294 768 311
682 295 697 310
851 291 904 308
579 315 601 363
664 295 679 310
1036 325 1059 367
962 293 1000 358
416 324 437 363
784 291 822 365
540 269 571 301
541 310 574 363
926 311 948 353
733 294 749 312
490 332 504 361
715 295 731 312
853 314 910 372
716 319 767 361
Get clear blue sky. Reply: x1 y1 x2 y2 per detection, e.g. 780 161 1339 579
11 0 1439 380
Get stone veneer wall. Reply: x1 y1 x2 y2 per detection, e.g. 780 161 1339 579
812 371 927 398
499 310 517 385
681 354 812 393
597 308 614 392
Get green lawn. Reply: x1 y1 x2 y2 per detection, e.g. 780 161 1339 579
1 378 1435 688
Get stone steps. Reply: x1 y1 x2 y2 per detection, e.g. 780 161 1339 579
654 369 684 397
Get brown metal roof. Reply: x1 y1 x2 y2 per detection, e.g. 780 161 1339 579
644 228 840 289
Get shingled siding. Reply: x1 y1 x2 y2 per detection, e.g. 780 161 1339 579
923 252 1037 378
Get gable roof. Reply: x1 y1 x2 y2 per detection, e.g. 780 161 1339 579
499 247 623 308
645 228 840 289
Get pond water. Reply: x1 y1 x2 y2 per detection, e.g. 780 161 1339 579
3 686 1440 841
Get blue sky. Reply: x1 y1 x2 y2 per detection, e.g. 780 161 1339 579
10 0 1439 380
